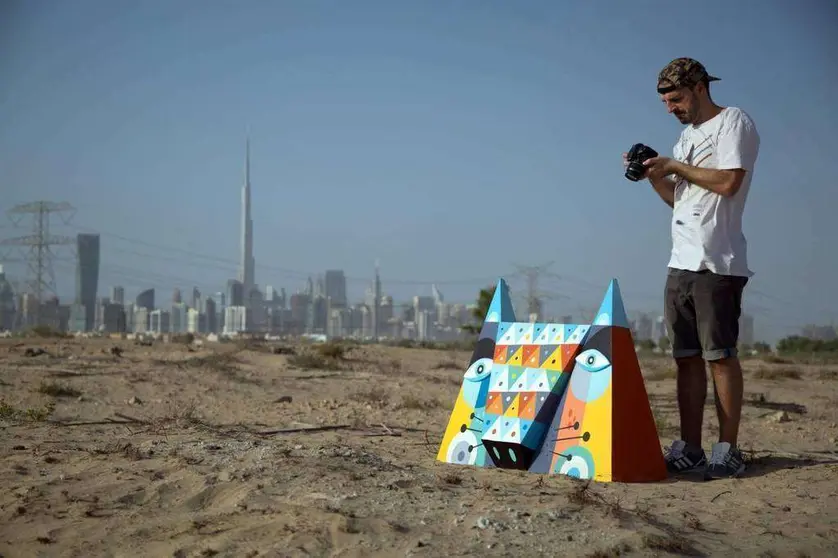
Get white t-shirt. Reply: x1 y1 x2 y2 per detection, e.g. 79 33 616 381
668 106 760 277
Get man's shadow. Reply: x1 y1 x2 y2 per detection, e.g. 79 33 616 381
656 452 837 484
742 451 838 478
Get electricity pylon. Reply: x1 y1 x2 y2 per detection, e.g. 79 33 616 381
511 262 566 321
1 201 76 325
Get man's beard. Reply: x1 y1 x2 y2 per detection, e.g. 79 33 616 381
674 110 694 124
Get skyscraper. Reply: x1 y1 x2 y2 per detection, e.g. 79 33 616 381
111 285 125 306
240 138 255 300
136 288 154 310
372 260 381 341
324 270 347 308
75 233 100 331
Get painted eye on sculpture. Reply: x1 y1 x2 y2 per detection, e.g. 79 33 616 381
464 357 493 382
446 431 479 465
575 349 611 373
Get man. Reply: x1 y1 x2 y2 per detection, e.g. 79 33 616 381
625 58 760 480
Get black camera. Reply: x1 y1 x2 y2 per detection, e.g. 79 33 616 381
624 143 658 181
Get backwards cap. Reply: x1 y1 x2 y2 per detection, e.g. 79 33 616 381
657 57 720 93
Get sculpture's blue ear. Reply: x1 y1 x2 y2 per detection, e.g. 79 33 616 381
483 278 516 324
592 278 629 328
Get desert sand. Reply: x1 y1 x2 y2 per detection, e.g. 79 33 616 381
1 336 837 558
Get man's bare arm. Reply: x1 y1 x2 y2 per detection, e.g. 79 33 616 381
669 161 745 198
649 174 676 208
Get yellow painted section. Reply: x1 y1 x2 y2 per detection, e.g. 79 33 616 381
436 387 474 462
580 380 613 482
506 346 524 366
503 394 521 417
542 347 563 371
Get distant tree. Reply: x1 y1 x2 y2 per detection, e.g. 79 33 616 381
460 284 496 335
657 336 671 353
752 341 772 354
776 335 838 354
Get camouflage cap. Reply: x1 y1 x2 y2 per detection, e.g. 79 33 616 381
657 57 720 92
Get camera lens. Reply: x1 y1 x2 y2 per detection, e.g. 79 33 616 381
625 162 646 181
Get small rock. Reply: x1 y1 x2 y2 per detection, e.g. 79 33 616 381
128 396 142 405
475 517 490 530
772 411 791 423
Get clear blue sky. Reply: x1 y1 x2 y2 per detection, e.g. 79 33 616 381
1 0 836 343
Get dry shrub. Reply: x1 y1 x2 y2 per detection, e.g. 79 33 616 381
752 366 802 380
432 359 462 370
37 381 81 398
817 368 837 380
92 441 149 460
356 387 389 405
0 399 54 422
287 352 338 370
641 533 699 556
287 341 350 370
762 354 793 364
150 401 204 431
25 325 70 338
437 470 463 485
646 366 677 381
567 480 598 506
185 351 242 372
398 395 441 410
375 358 401 374
587 542 632 557
170 333 195 345
653 408 678 436
317 341 349 360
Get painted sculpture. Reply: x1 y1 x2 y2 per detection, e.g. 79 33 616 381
437 278 666 482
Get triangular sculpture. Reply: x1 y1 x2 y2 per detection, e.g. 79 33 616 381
437 278 666 482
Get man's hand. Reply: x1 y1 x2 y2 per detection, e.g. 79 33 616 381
643 156 677 181
622 151 650 180
622 152 676 207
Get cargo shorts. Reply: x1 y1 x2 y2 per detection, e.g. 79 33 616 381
664 268 748 361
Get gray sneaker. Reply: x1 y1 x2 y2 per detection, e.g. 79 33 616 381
664 440 706 475
704 442 746 480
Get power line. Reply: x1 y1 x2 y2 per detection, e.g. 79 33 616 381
66 223 497 286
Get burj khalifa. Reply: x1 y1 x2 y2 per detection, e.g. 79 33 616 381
240 138 255 300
